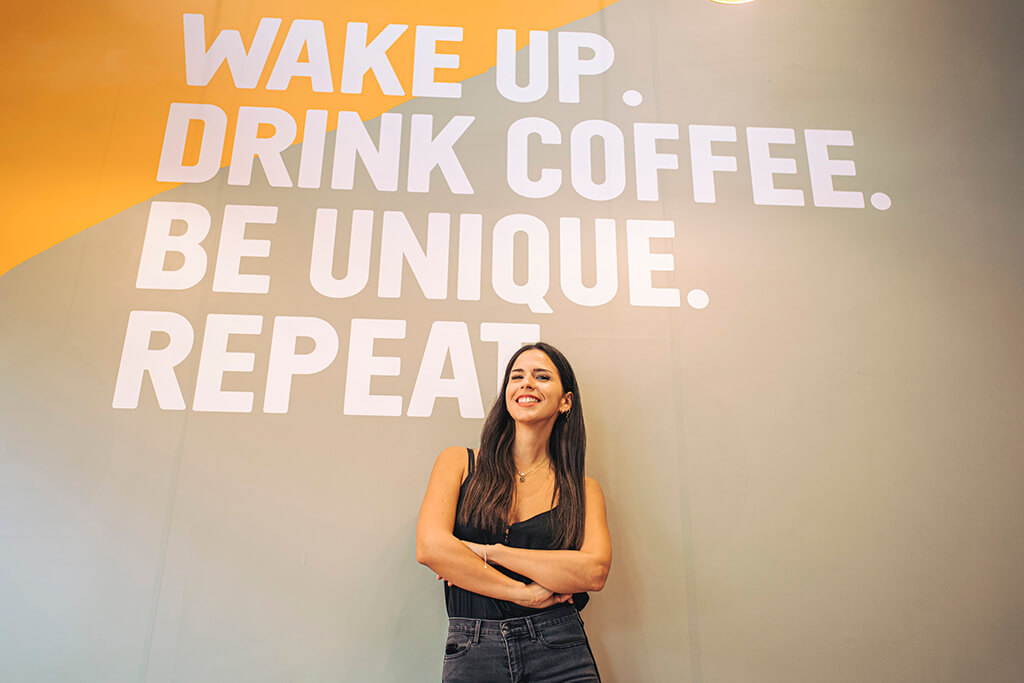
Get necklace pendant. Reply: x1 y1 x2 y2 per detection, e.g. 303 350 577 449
519 475 526 482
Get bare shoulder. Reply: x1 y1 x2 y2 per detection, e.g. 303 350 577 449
436 445 469 465
433 445 472 483
418 447 472 536
584 477 607 506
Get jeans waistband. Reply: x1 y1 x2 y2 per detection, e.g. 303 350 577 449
447 605 580 641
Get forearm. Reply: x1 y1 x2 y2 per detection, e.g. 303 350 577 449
418 534 525 601
485 544 610 594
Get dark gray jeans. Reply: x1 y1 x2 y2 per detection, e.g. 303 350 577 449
442 606 601 682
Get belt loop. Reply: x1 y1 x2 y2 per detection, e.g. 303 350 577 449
473 620 481 644
525 615 537 641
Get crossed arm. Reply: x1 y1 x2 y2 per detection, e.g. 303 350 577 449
416 446 612 605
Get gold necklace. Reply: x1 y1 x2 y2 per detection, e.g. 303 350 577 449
515 459 549 483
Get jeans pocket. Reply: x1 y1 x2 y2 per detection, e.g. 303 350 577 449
444 632 473 660
537 617 588 649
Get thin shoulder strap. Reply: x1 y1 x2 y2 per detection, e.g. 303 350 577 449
466 447 475 477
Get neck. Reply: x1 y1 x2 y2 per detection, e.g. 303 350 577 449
512 420 555 469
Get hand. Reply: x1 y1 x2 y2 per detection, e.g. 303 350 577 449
511 582 574 610
436 574 453 586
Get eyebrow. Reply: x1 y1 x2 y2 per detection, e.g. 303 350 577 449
510 366 554 373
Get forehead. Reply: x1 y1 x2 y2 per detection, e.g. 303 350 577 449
511 349 555 372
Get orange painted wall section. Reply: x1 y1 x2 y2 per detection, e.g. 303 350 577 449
0 0 618 277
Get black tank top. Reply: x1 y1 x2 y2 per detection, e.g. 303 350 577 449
444 448 589 619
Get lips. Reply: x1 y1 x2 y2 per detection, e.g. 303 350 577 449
515 395 540 404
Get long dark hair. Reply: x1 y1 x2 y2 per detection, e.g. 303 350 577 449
458 342 587 550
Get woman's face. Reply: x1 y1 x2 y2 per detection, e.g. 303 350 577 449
504 349 573 424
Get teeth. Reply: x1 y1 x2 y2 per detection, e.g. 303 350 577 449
517 397 539 403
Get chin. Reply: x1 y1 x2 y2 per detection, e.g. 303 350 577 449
512 411 556 424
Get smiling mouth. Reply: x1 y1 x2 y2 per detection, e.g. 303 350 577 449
516 397 540 404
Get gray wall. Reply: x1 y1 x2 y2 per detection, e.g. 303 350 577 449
2 1 1023 680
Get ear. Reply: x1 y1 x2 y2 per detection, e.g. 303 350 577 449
560 392 574 413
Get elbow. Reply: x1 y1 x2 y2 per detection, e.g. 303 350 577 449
416 539 433 567
587 561 610 592
416 534 443 568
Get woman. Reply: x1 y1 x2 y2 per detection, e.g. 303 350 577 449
417 342 612 682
